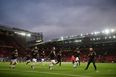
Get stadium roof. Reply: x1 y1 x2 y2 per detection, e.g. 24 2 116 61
0 24 40 34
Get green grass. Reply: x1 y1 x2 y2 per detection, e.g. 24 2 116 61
0 62 116 77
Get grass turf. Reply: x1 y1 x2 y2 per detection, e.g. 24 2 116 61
0 62 116 77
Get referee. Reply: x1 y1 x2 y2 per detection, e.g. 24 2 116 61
85 47 97 70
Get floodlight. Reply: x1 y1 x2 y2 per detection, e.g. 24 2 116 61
60 36 64 40
27 33 31 37
96 38 99 40
103 29 110 34
105 37 107 39
94 32 100 35
111 29 115 33
80 34 83 36
113 36 116 38
74 40 82 42
90 39 93 41
91 33 94 35
20 32 26 36
93 38 95 40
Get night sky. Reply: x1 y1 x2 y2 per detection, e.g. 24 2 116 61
0 0 116 41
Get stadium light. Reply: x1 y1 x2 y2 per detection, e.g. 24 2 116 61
91 33 94 35
111 29 115 33
94 31 100 35
96 38 99 40
105 37 107 39
60 36 64 40
102 29 110 34
102 29 115 34
74 40 82 42
113 35 116 38
80 34 83 36
93 38 95 41
15 31 31 37
15 32 26 36
27 33 31 37
20 32 26 36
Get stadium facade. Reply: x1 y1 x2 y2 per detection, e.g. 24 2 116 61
0 25 43 49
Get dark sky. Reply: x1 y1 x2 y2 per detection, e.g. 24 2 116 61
0 0 116 41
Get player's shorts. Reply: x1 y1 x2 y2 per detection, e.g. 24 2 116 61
51 60 56 64
75 57 79 61
11 59 17 63
26 60 31 62
41 58 45 62
32 58 37 62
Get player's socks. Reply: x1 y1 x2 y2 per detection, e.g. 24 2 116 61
49 64 53 70
49 66 51 70
73 64 76 68
26 62 30 65
84 68 87 70
73 62 78 68
49 66 53 70
9 65 12 69
12 65 15 69
31 65 35 70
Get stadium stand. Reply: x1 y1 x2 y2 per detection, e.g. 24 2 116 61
0 25 43 61
37 29 116 63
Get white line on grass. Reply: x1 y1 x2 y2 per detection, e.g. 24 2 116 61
0 69 91 77
37 71 91 77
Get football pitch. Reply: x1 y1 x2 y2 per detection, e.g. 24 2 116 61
0 62 116 77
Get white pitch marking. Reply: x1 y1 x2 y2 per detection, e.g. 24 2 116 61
40 72 90 77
